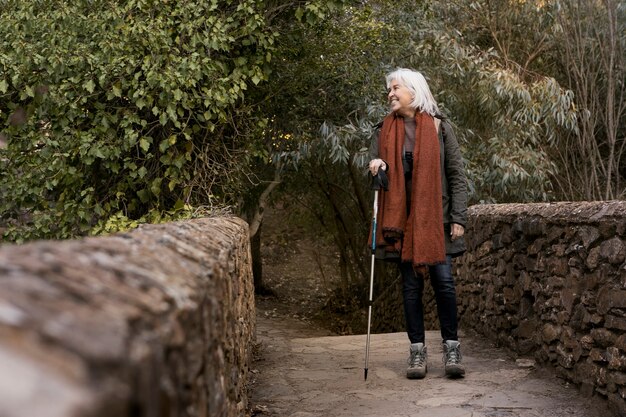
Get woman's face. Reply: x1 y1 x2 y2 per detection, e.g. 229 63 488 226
387 79 415 118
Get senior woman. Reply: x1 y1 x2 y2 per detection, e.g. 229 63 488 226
368 68 468 379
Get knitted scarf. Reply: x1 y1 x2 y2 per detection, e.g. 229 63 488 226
372 111 446 267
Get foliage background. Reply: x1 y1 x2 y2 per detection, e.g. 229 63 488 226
1 0 624 325
0 0 341 241
253 0 624 325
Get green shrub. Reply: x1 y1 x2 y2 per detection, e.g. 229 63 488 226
0 0 276 241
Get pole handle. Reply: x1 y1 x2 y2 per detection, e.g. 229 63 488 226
370 169 388 191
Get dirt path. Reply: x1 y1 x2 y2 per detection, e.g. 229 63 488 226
246 206 617 417
248 319 614 417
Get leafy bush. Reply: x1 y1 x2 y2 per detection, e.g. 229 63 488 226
0 0 277 241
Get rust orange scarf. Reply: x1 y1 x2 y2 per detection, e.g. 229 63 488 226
373 111 445 267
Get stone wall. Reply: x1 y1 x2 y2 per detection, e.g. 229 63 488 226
454 202 626 415
0 216 255 417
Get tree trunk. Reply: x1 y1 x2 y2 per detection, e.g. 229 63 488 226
248 165 281 294
251 221 267 293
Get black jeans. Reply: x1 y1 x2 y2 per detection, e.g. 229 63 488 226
400 256 459 344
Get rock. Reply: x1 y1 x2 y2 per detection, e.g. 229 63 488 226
600 237 626 265
515 358 536 368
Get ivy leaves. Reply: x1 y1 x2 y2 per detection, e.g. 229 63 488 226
0 0 277 241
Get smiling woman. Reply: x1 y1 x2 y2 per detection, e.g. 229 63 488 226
386 69 440 118
387 80 415 118
368 67 469 380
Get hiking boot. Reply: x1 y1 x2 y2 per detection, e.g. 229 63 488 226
407 342 427 379
442 340 465 378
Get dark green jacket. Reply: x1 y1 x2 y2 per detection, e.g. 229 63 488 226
369 117 468 258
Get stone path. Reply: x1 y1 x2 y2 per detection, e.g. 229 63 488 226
248 309 617 417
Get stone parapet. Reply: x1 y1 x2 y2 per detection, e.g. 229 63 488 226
454 202 626 415
0 216 255 417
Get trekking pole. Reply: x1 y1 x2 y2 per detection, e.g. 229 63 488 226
364 168 388 381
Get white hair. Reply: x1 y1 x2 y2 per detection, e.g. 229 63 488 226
385 68 440 117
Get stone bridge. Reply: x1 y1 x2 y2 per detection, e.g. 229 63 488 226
0 202 624 416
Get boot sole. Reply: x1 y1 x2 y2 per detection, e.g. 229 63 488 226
445 365 465 378
406 368 427 379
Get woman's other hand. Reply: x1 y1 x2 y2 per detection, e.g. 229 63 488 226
369 159 387 176
450 223 465 241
